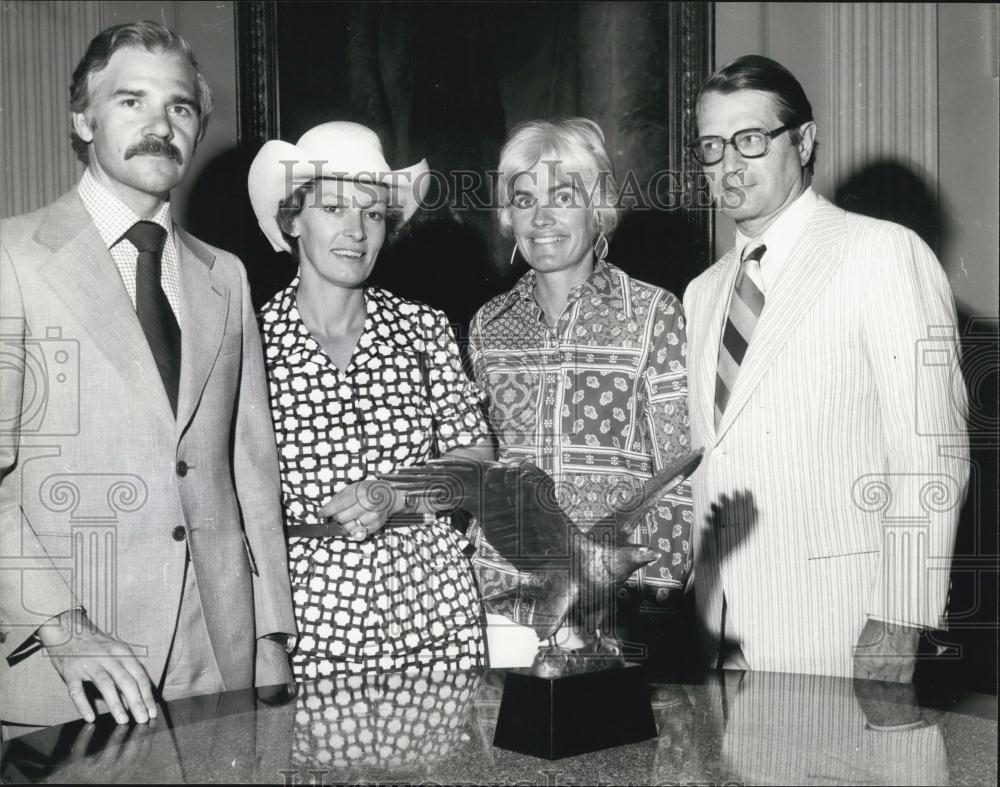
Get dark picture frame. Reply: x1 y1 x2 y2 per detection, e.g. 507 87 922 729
234 1 715 322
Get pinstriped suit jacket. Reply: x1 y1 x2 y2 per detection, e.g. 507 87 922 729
684 196 969 677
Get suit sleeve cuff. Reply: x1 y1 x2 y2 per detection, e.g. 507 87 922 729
864 613 927 632
259 631 297 654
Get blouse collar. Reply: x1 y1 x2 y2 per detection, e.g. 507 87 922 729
487 258 625 324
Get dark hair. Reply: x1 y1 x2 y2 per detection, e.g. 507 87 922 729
276 179 405 258
69 20 213 164
698 54 817 174
276 182 317 256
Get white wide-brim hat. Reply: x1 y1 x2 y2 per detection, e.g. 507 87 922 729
247 121 430 253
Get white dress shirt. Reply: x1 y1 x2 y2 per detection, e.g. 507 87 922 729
77 167 182 319
734 186 819 294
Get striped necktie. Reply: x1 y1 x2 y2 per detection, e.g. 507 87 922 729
714 243 766 429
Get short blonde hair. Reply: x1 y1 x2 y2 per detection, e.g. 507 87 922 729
496 117 620 239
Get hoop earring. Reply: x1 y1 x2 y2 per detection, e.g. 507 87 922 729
509 243 519 266
594 231 609 264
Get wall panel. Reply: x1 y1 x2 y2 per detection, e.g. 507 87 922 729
713 3 943 261
0 0 235 228
827 3 938 192
0 1 103 217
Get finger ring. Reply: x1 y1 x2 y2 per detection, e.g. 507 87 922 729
353 517 365 531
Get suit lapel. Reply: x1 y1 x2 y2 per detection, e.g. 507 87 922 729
175 229 228 436
699 249 740 445
34 192 176 432
716 198 847 440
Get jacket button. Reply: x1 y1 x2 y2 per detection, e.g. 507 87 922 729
176 461 189 477
172 526 186 542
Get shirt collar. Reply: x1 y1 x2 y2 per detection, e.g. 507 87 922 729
492 258 621 321
265 275 325 363
576 259 617 299
78 167 173 251
734 186 818 286
510 267 536 302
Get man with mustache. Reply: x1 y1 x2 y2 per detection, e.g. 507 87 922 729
126 136 185 163
0 21 296 735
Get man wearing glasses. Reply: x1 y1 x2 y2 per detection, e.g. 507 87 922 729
682 55 968 680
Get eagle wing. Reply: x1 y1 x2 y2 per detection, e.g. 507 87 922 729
380 458 577 573
607 449 703 539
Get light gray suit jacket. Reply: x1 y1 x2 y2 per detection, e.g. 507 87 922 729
0 189 295 725
684 197 969 677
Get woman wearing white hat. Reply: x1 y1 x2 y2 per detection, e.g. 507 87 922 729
249 122 493 679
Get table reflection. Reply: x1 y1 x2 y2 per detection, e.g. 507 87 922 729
288 669 481 777
1 668 991 785
714 672 948 786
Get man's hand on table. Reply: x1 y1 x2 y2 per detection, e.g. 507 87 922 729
852 617 920 683
37 608 157 725
852 675 924 729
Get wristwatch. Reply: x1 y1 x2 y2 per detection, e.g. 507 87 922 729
261 632 296 655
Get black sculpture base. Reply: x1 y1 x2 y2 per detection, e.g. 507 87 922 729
492 663 656 760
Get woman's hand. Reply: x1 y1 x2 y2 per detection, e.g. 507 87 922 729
321 444 494 541
319 479 409 541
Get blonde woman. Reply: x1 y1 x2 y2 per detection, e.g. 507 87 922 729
468 118 693 666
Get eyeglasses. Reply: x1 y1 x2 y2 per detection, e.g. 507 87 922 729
686 124 798 166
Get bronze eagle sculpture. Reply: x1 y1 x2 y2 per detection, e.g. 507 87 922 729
379 450 702 677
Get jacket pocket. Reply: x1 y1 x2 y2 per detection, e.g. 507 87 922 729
804 506 880 560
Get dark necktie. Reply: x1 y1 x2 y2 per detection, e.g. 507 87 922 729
714 243 767 428
125 221 181 416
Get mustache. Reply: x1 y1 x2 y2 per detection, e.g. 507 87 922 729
124 137 183 164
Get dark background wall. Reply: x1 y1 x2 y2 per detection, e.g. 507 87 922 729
201 1 710 332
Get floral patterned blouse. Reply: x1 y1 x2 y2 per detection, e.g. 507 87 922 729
467 260 693 623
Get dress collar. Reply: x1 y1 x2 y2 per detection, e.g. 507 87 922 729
267 277 415 363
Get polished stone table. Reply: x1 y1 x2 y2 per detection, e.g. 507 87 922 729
1 668 995 784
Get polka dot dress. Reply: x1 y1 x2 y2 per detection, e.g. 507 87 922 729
259 280 489 677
